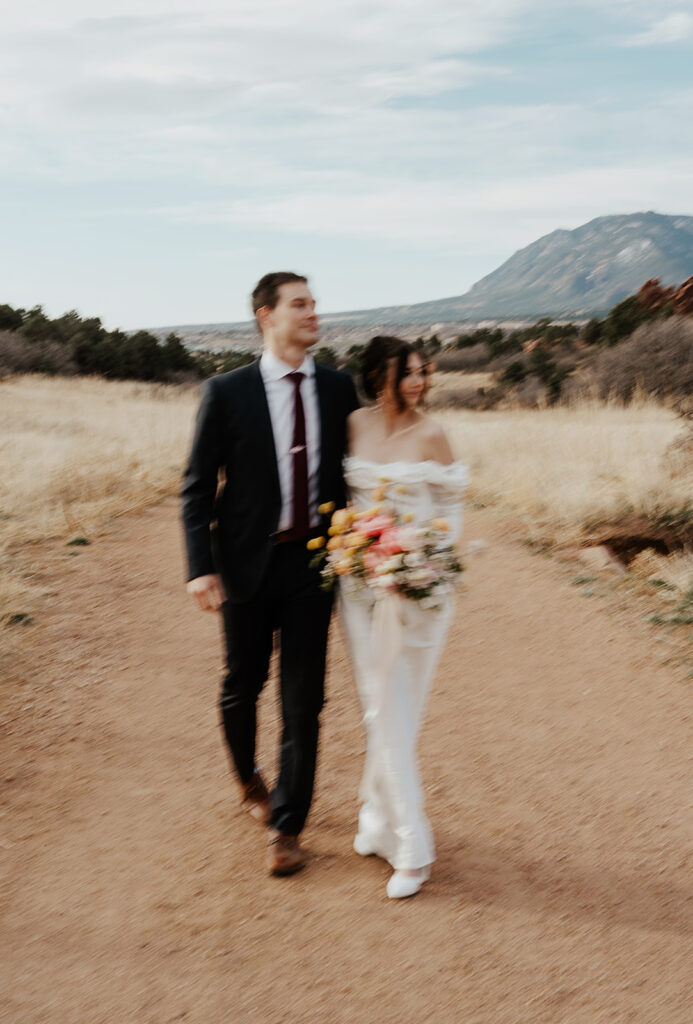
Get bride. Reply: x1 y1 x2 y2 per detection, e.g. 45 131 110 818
339 336 468 899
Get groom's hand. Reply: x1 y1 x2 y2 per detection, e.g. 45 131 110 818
186 574 227 612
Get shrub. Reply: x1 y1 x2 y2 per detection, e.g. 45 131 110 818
487 332 523 360
427 385 503 410
500 360 527 385
511 375 547 407
314 345 337 367
0 305 24 332
582 318 603 344
594 316 693 402
601 295 654 346
0 331 76 375
436 345 489 371
455 327 504 349
193 349 255 377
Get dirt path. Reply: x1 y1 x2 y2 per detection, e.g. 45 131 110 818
2 499 692 1024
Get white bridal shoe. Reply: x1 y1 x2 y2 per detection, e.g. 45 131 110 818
386 867 431 900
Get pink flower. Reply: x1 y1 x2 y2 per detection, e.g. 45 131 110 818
378 527 406 558
359 514 396 538
363 546 388 573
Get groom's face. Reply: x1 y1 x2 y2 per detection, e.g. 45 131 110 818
265 281 319 350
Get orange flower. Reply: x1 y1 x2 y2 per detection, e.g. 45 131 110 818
431 517 449 532
306 536 326 550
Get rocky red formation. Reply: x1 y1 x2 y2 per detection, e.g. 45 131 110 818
636 278 675 311
637 276 693 315
673 276 693 314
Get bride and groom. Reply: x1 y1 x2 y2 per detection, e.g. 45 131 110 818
181 272 467 899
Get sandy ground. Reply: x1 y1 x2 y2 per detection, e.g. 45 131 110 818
1 499 692 1024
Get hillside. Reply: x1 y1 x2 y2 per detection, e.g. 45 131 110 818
459 212 693 318
150 213 693 348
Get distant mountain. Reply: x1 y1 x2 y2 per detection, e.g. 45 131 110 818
340 211 693 322
455 211 693 318
151 212 693 347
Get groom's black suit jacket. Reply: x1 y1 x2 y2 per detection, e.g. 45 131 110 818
182 359 359 604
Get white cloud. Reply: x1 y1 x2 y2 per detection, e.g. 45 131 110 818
149 162 693 246
2 0 693 325
0 0 531 181
622 10 693 45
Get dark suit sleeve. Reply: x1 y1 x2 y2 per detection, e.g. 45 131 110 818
181 378 225 580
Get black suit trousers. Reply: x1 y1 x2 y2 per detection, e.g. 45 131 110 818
219 540 334 836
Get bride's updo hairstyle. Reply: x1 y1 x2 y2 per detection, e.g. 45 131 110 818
361 335 428 413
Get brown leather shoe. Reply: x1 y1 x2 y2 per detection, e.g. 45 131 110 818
239 770 270 826
266 831 307 876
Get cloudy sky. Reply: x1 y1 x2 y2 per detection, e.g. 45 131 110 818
1 0 692 328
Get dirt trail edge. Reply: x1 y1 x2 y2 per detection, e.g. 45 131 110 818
2 499 692 1024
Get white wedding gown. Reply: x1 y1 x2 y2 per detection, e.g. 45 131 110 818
339 455 468 870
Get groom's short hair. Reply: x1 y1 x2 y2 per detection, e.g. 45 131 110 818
251 272 308 319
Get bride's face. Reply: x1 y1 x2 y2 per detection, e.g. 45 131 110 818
396 352 427 410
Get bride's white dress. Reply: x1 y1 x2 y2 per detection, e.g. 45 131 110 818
339 455 468 870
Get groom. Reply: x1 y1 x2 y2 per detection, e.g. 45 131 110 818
182 272 358 876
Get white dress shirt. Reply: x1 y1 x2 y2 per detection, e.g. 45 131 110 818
259 349 321 531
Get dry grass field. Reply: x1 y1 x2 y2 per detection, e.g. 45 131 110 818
0 375 199 631
438 400 693 540
427 369 494 401
2 374 692 638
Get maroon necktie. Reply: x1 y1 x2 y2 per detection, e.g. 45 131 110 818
288 371 309 538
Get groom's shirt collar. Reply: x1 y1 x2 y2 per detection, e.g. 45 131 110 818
259 348 315 381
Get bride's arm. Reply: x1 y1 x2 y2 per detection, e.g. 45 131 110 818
422 419 466 543
422 419 455 466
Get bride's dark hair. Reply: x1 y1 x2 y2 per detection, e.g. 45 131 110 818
360 336 428 412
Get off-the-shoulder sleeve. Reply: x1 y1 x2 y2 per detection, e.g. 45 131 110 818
427 463 468 544
344 457 469 543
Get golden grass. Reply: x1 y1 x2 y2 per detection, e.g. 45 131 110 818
0 375 199 628
0 375 198 545
629 549 693 595
437 399 693 542
427 370 494 397
1 375 692 638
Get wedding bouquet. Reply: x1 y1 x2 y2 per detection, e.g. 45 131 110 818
308 495 463 608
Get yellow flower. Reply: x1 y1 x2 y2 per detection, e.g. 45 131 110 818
318 501 336 515
306 536 326 550
431 517 449 532
372 485 387 502
401 512 414 523
394 485 408 494
334 557 353 576
353 506 382 520
327 536 343 551
340 531 365 549
331 508 353 532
